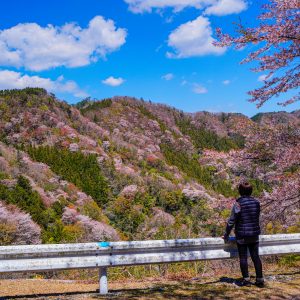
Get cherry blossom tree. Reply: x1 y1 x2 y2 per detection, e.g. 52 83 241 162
215 0 300 107
261 172 300 228
0 202 41 245
200 121 300 230
62 207 119 241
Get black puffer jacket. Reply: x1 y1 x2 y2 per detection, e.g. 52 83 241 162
224 196 261 239
235 196 261 238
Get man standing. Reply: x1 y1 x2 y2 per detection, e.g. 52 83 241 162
223 181 264 287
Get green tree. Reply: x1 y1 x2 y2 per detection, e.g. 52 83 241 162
27 146 110 207
175 115 244 151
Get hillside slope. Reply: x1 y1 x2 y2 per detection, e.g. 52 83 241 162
0 88 299 245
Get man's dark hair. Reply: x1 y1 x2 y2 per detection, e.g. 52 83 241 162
238 182 253 196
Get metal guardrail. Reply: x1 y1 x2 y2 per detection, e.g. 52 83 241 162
0 233 300 294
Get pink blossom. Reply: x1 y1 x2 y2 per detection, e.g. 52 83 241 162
0 202 41 245
62 207 119 241
215 0 300 107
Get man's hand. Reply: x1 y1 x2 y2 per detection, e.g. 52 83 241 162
222 235 229 243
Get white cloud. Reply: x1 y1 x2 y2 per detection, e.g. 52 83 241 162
124 0 212 13
193 83 208 94
162 73 174 80
0 16 127 71
124 0 247 16
102 76 125 87
222 79 231 85
167 16 226 58
205 0 247 16
181 79 188 86
0 70 87 97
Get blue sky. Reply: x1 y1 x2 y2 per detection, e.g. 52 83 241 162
0 0 298 116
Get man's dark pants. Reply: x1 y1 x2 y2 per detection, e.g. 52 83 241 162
237 241 263 279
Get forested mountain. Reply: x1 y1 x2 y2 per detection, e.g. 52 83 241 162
0 88 299 245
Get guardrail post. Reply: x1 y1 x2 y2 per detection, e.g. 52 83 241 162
99 267 108 295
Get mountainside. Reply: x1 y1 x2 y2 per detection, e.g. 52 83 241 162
0 88 299 245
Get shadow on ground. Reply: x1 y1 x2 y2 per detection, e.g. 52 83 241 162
96 277 300 300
